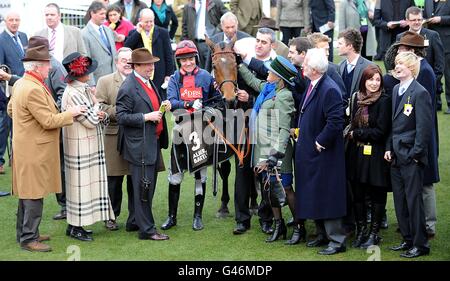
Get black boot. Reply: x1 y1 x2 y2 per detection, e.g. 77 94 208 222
266 218 287 242
285 223 306 245
193 183 206 231
161 184 180 230
360 203 383 249
352 203 368 248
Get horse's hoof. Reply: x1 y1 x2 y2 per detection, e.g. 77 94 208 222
216 208 231 218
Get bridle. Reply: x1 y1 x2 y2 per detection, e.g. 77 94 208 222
211 50 239 96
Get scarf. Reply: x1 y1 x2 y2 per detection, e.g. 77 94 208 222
352 90 382 129
250 82 277 132
152 3 167 24
354 0 368 19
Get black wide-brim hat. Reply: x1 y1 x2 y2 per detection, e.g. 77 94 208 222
62 52 97 82
264 55 298 86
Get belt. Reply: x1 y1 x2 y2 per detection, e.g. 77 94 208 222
194 39 205 42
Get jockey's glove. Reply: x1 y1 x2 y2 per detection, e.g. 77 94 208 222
192 99 203 110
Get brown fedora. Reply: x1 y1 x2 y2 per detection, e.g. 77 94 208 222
128 48 160 64
254 17 279 31
27 36 49 50
395 31 426 48
22 40 51 62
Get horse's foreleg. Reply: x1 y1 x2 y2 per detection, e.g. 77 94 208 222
216 160 232 218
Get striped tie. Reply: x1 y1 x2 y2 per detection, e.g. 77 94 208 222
49 29 56 53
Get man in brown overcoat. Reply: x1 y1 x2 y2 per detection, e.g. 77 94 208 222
8 40 86 252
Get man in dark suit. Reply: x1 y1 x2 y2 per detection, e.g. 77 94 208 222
125 8 174 99
295 48 347 255
373 0 415 63
116 48 171 240
205 11 250 72
385 51 432 258
308 0 335 62
396 6 444 112
424 0 450 113
0 11 27 176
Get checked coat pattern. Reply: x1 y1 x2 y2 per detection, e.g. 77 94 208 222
62 80 114 226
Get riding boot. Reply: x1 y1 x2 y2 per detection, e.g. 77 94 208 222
193 183 206 231
161 184 180 230
285 222 306 245
352 202 368 248
266 218 287 243
360 203 383 249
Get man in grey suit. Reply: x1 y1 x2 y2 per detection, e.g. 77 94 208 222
385 51 432 258
35 3 87 220
424 0 450 113
337 28 374 106
205 12 250 72
35 3 86 63
82 1 117 86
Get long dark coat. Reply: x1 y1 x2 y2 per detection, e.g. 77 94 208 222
295 74 346 220
346 93 392 189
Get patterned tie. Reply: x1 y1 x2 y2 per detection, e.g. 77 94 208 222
99 26 112 54
49 29 56 53
346 62 354 73
302 83 313 109
13 35 24 57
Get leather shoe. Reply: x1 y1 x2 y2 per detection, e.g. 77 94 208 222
400 247 430 258
139 232 169 240
318 245 346 255
161 216 177 230
306 236 329 247
38 235 50 242
390 241 412 251
53 210 67 220
0 191 10 197
67 226 93 242
233 222 250 235
105 219 119 231
126 224 139 232
21 241 51 252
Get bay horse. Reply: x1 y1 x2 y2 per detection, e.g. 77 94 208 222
205 36 253 218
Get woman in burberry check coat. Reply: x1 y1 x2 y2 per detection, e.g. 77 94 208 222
61 52 115 242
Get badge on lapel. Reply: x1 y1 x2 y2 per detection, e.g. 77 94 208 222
403 96 413 117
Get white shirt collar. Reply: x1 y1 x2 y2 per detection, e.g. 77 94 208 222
48 22 63 32
5 28 17 38
399 78 414 95
134 71 149 84
346 55 360 67
310 75 323 88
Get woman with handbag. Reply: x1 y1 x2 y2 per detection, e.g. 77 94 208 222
345 64 392 248
238 55 296 243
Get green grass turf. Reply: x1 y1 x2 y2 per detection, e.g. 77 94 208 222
0 58 449 261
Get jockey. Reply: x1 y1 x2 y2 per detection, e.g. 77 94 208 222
162 40 221 231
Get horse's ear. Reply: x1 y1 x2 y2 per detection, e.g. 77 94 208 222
205 35 215 51
228 35 237 49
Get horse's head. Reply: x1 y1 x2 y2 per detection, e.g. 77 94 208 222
206 35 238 102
